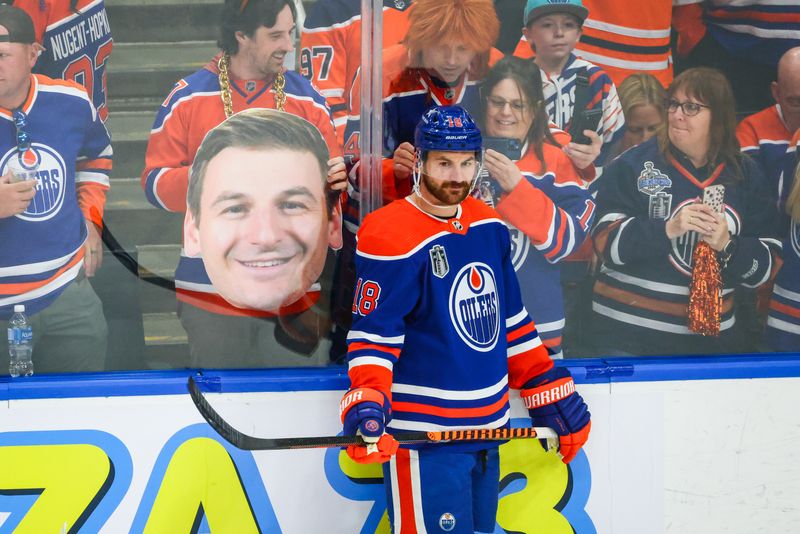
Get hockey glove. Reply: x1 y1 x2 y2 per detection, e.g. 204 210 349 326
340 388 399 464
521 366 591 464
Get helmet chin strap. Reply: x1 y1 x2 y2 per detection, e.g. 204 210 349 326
411 150 484 211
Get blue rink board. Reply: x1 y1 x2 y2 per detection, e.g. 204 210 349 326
0 353 799 401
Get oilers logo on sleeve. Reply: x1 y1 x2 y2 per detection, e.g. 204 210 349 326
1 145 67 222
448 262 500 352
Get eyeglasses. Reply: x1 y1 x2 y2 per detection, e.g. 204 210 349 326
12 110 30 154
666 99 709 117
488 96 528 112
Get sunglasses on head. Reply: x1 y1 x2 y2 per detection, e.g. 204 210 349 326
12 110 30 154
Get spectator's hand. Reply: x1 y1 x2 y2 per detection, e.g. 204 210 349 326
483 148 523 192
701 212 730 252
83 221 103 277
0 173 37 218
327 156 348 192
393 142 415 181
665 201 717 240
563 130 602 170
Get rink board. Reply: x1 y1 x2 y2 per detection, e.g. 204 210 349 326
0 354 799 533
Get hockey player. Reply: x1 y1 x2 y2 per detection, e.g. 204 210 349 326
12 0 113 122
339 105 591 532
0 5 111 372
516 0 624 168
141 0 345 367
300 0 412 145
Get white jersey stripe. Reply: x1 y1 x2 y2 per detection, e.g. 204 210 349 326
0 242 83 277
507 336 543 358
349 356 394 371
774 284 800 302
767 316 800 335
392 375 508 400
505 309 528 329
389 410 510 431
409 451 427 534
347 330 405 344
0 261 81 307
593 302 736 334
582 19 671 39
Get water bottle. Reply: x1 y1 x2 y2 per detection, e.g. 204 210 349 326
8 304 33 377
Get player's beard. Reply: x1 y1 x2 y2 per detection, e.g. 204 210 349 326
421 173 472 206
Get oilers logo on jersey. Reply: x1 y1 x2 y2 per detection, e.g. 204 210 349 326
448 262 500 352
2 144 67 222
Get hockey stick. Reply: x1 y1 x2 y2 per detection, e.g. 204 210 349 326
187 376 558 451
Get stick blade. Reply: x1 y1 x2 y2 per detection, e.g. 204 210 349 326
187 376 249 449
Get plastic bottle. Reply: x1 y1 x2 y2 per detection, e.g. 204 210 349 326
8 304 33 377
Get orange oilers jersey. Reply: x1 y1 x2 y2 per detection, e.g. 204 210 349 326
15 0 113 121
300 0 413 145
513 0 699 87
736 104 794 210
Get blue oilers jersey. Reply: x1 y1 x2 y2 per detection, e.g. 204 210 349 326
0 75 112 319
346 196 554 450
591 137 781 353
766 218 800 351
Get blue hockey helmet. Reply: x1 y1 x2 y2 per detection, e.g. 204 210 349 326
414 105 483 154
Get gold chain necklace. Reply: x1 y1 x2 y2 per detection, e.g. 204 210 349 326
218 53 286 118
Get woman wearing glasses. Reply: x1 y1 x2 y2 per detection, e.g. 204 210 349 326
589 67 781 356
476 57 595 359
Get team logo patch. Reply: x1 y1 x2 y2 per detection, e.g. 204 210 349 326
637 161 672 195
451 219 463 231
444 88 455 100
1 144 67 222
439 513 456 531
448 262 500 352
648 191 673 220
429 244 450 278
363 419 380 433
394 0 406 8
245 81 256 92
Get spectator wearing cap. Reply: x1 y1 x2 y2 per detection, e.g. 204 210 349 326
12 0 113 122
517 0 625 169
0 5 112 373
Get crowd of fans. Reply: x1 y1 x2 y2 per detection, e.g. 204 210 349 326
1 0 799 374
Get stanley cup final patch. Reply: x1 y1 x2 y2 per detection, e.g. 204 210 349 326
637 161 672 195
430 244 449 278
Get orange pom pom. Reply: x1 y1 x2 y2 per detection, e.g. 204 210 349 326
688 241 722 336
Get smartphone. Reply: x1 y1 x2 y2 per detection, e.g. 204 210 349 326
483 136 522 160
568 108 603 145
702 184 725 213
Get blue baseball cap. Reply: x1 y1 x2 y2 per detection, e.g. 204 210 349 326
524 0 588 26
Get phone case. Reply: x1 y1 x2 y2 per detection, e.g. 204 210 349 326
703 185 725 213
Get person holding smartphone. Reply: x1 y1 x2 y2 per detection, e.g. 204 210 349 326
478 57 596 359
590 67 781 356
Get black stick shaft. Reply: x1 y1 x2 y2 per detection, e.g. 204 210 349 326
188 377 556 451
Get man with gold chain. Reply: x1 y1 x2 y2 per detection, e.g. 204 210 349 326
141 0 345 367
